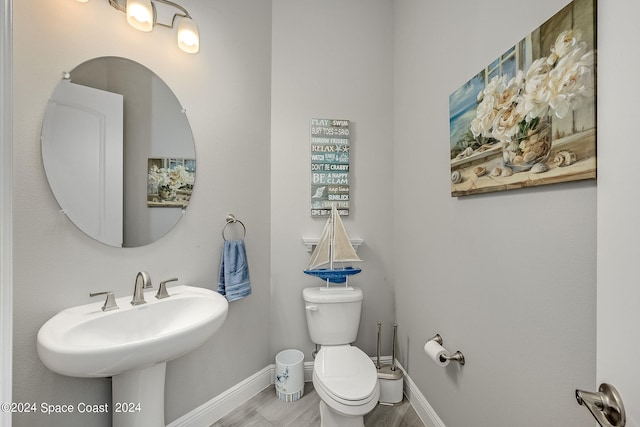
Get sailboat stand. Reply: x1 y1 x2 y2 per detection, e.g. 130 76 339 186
321 277 353 291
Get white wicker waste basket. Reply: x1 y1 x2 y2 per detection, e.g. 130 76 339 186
275 349 304 402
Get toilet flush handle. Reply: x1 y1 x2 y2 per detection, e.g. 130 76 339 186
305 305 318 312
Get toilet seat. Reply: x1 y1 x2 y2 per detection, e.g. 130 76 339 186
313 345 380 415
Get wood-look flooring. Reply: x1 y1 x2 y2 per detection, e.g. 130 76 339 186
212 382 425 427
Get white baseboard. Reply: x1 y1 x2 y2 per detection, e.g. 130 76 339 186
167 365 273 427
168 356 445 427
391 362 446 427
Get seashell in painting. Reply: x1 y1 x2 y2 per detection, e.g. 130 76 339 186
523 151 538 163
531 163 548 174
473 166 486 177
553 150 577 167
553 153 565 166
451 170 463 184
507 141 520 152
500 167 513 177
503 150 511 163
456 146 474 160
534 143 549 156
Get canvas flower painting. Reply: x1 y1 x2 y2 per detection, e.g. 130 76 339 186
449 0 596 196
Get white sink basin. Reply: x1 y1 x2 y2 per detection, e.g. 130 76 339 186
37 285 228 378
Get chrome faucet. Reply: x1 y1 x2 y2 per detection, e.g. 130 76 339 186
131 271 152 305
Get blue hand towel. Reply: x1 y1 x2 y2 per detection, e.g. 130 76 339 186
217 240 252 302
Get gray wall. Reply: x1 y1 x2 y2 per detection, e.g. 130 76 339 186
393 0 596 426
270 0 396 361
12 1 272 425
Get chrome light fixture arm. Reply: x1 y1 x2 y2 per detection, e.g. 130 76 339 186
102 0 199 53
107 0 190 29
152 0 191 28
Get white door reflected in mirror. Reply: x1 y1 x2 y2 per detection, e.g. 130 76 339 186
42 80 124 247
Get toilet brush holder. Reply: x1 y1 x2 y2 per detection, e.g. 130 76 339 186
377 364 404 405
376 322 404 405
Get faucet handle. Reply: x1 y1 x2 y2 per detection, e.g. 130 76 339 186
156 277 178 300
89 291 118 311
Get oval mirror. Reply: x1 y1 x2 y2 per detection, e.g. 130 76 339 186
41 57 196 248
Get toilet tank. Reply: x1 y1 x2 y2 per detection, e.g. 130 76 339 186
302 287 363 345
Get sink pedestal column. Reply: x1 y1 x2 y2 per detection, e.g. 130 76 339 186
112 362 166 427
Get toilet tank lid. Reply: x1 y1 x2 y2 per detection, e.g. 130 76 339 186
303 287 363 303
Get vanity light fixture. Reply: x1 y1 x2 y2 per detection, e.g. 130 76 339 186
77 0 200 54
126 0 154 32
176 16 199 54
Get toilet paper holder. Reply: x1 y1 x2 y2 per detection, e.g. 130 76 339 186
427 334 465 365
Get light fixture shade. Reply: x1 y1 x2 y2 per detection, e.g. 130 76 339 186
177 17 200 54
126 0 154 32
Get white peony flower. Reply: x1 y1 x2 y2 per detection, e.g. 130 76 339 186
148 164 195 191
547 42 595 118
491 105 522 142
469 27 594 141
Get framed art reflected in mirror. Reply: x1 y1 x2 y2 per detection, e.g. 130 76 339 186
147 158 195 208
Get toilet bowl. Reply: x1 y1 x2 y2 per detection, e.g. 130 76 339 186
312 345 380 426
303 287 379 426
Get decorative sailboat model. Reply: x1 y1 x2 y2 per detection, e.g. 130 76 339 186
304 205 362 287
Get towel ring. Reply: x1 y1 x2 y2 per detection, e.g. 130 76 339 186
222 214 246 240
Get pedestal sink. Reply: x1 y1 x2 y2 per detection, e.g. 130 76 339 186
37 285 228 427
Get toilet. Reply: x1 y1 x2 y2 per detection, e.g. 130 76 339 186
303 286 380 427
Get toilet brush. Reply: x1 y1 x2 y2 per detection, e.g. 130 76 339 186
376 322 382 369
391 323 397 371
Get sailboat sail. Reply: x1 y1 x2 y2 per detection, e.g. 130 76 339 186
306 217 332 270
331 210 361 264
304 205 362 283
